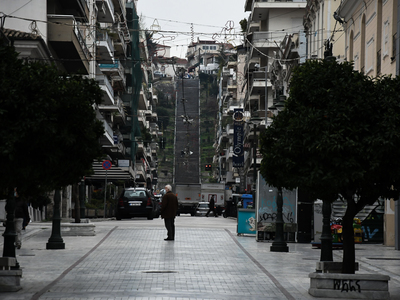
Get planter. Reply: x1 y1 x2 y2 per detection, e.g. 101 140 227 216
0 258 22 292
309 272 390 299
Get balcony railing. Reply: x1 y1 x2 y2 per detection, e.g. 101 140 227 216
96 31 115 55
96 74 114 105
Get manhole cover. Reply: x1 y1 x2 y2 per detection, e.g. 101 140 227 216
142 270 177 273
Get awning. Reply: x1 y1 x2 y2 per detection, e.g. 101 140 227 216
86 161 134 181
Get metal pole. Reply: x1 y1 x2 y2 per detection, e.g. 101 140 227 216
253 123 257 198
270 187 289 252
46 189 65 249
320 200 333 261
79 178 85 219
104 169 107 219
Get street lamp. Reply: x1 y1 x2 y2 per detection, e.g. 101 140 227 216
270 187 289 252
46 189 65 249
270 94 289 252
247 116 262 211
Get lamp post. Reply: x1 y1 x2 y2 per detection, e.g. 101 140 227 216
270 187 289 252
79 178 85 219
269 95 289 252
46 189 65 249
320 200 333 261
247 116 262 211
252 122 257 203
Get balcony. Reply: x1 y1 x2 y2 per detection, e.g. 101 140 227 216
96 74 115 105
99 60 126 91
111 23 129 58
48 0 89 22
248 71 271 96
137 110 147 128
244 52 260 74
247 31 281 53
227 99 241 114
98 96 126 125
139 89 151 110
103 141 126 159
100 119 114 146
47 15 90 74
112 0 126 16
113 96 126 125
135 160 146 182
96 0 115 23
96 31 114 62
227 84 237 93
245 0 307 14
247 17 261 33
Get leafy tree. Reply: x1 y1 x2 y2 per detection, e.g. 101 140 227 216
157 107 170 129
0 45 104 197
239 19 248 33
260 59 400 274
145 30 158 63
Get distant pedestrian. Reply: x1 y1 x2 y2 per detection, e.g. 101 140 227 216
205 196 217 217
161 184 178 241
14 188 30 249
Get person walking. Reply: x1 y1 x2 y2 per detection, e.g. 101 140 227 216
14 188 30 249
205 196 218 217
161 184 178 241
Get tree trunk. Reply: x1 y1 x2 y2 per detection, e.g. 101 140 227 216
342 195 356 274
320 200 333 261
72 183 80 223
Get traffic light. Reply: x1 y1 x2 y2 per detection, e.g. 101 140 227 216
205 164 212 171
160 137 165 149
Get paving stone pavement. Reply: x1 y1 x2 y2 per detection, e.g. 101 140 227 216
0 217 400 300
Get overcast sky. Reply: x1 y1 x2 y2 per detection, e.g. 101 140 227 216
137 0 249 58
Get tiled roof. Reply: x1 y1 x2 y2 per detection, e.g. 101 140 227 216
2 28 42 40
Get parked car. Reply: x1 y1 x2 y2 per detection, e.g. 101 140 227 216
196 202 209 216
116 187 158 220
154 70 166 77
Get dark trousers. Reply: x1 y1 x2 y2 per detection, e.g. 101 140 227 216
164 217 175 240
205 208 217 217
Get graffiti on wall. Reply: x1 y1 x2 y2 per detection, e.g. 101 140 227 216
257 174 297 232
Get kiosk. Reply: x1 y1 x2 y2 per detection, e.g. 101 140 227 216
237 194 256 235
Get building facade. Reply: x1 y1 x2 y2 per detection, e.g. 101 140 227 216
338 0 398 246
1 0 159 216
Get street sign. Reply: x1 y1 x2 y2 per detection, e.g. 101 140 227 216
102 160 112 170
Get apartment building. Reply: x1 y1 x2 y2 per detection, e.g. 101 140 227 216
215 46 244 189
241 0 306 192
1 0 159 215
187 38 235 76
303 0 345 61
337 0 398 246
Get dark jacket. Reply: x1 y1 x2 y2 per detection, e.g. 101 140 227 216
209 197 215 209
15 197 30 222
161 191 178 218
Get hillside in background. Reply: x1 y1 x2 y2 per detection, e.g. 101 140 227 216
155 74 218 189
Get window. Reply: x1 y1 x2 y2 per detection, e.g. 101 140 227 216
366 37 374 74
383 20 389 57
203 46 209 50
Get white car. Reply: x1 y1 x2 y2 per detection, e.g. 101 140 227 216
196 202 209 216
